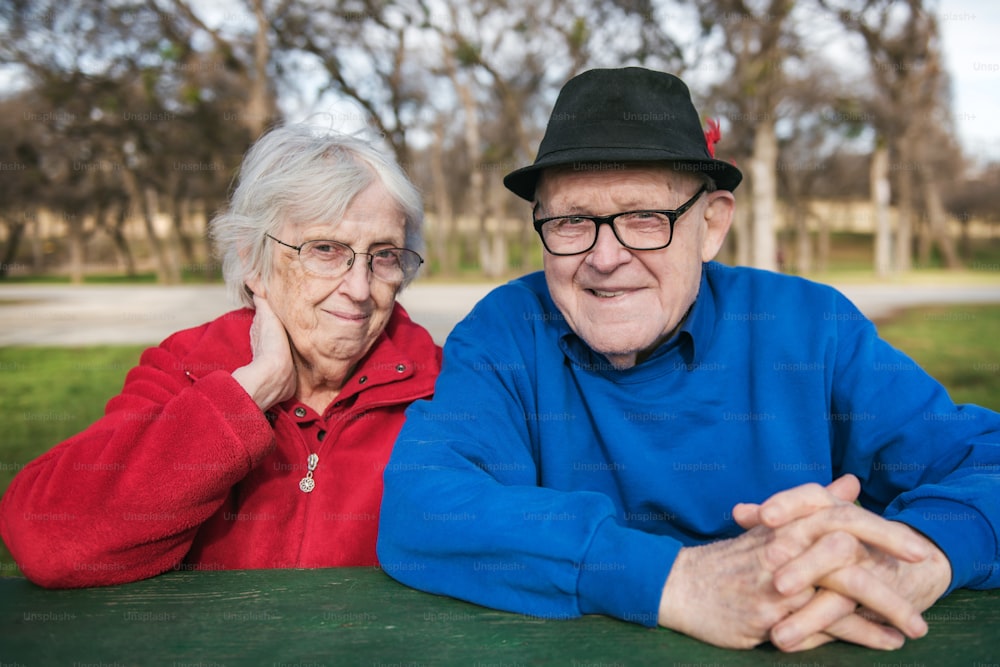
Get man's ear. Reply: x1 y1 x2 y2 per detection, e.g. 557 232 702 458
700 190 735 262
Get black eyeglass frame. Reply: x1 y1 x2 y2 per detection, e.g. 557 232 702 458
531 186 707 256
265 234 424 282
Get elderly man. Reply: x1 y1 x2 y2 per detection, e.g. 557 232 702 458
377 67 1000 651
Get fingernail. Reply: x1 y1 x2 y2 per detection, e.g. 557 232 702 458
772 624 798 647
773 573 799 595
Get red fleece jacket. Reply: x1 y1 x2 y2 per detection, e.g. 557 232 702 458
0 303 441 588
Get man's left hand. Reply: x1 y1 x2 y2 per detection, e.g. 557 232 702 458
732 476 953 652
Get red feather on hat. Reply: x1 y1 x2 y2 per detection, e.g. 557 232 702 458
704 118 721 158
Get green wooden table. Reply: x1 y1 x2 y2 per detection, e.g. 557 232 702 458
2 567 998 666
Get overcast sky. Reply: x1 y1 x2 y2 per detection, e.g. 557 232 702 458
938 0 1000 162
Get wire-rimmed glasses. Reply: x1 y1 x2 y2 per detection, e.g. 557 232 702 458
266 234 423 283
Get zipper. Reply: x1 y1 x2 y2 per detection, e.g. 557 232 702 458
289 381 433 494
298 453 319 493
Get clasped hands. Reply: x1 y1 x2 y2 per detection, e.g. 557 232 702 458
658 474 952 652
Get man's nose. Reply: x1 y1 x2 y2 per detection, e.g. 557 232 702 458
586 223 632 272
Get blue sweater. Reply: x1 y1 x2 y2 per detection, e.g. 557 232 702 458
378 263 1000 626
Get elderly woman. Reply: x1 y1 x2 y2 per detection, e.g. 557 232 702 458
0 124 441 587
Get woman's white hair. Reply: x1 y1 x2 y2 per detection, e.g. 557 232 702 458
210 123 424 308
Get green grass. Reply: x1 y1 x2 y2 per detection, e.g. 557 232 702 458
0 345 145 576
793 234 1000 283
876 304 1000 410
0 304 998 577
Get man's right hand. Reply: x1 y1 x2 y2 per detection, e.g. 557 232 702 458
232 294 297 411
657 524 818 649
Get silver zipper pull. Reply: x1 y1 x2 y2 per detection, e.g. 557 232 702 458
299 453 319 493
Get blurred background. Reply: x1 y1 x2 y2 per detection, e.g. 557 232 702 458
0 0 998 285
2 0 1000 575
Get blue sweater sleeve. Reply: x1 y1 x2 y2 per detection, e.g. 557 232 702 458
827 293 1000 593
377 281 680 625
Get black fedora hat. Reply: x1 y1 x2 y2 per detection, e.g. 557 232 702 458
503 67 742 200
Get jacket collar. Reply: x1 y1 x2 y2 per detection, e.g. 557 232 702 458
329 303 440 407
178 302 440 404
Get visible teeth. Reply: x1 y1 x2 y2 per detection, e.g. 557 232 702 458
591 289 624 298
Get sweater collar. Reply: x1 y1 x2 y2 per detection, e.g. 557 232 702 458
552 263 717 378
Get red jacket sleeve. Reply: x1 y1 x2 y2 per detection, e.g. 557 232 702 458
0 339 275 588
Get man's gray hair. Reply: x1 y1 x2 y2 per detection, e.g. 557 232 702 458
210 124 424 308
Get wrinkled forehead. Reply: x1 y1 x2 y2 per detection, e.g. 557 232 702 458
534 162 703 212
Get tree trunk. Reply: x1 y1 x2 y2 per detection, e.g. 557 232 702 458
816 210 831 273
108 202 137 277
245 0 273 137
449 53 499 278
122 169 178 284
145 186 180 284
0 219 25 278
170 193 195 267
428 119 455 276
894 142 914 273
794 202 812 274
920 173 962 269
156 186 183 283
750 122 778 272
916 212 932 268
65 213 87 285
871 142 892 277
26 212 42 274
959 218 971 260
487 177 507 276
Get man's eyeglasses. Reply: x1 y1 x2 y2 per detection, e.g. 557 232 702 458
532 186 706 256
266 234 424 283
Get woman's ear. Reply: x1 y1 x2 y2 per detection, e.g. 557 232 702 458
245 274 265 298
700 190 735 262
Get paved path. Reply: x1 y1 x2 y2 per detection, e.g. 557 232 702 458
0 283 495 347
0 279 998 347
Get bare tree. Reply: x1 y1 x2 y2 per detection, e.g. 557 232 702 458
871 138 892 276
692 0 801 271
946 163 1000 259
164 0 279 137
823 0 962 272
5 0 977 284
418 0 686 276
269 0 432 167
0 95 47 278
1 0 266 282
